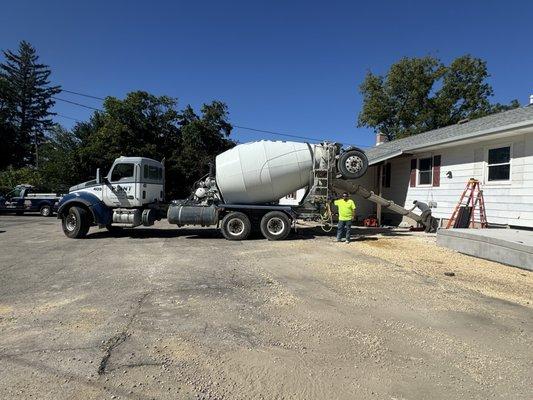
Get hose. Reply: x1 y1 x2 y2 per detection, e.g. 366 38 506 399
320 202 334 232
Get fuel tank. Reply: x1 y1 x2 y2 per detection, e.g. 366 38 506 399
167 204 218 226
215 141 313 204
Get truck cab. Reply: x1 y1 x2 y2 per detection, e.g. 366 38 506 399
57 157 165 238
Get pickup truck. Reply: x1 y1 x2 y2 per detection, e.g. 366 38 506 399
0 184 62 216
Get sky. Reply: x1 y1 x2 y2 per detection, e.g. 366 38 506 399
1 1 532 148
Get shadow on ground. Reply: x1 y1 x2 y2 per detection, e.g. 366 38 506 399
86 225 415 241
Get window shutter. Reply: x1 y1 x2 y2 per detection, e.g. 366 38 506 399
410 159 417 187
385 163 391 188
433 155 441 187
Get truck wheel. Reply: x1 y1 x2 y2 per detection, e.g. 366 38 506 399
62 206 90 239
221 212 251 240
337 149 368 179
40 205 52 217
260 211 291 241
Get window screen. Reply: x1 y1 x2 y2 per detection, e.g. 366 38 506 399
111 163 134 182
487 146 510 181
418 157 432 185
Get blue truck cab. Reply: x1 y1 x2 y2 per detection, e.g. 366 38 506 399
0 184 61 216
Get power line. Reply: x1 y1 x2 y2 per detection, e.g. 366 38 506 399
233 125 369 147
61 89 106 101
233 125 325 142
52 96 102 111
53 89 369 147
55 113 82 122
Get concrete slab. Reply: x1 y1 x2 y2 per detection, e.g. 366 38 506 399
437 228 533 270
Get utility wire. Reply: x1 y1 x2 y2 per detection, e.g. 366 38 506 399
61 89 106 101
233 125 326 143
55 113 82 122
233 125 369 147
54 89 370 147
52 96 102 111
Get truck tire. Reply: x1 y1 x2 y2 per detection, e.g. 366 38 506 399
260 211 291 241
40 205 52 217
220 212 251 240
337 149 368 179
62 206 90 239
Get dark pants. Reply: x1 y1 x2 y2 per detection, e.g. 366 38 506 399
336 220 352 241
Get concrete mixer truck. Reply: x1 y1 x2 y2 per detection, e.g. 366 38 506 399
56 141 369 240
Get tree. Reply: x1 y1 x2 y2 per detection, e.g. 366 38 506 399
0 77 18 169
47 91 234 198
0 41 61 168
39 125 83 191
358 55 520 141
177 101 234 186
0 166 44 193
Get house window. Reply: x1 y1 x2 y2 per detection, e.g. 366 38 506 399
418 157 433 185
487 146 511 181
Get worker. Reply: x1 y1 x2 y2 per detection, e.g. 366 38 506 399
409 200 433 232
334 192 356 243
409 200 431 218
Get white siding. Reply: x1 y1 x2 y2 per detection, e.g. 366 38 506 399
369 132 533 227
351 165 377 219
279 188 307 205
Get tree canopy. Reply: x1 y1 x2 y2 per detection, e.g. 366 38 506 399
0 40 60 168
358 55 520 141
0 42 235 198
38 92 234 198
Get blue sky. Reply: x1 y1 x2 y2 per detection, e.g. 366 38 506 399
1 1 532 148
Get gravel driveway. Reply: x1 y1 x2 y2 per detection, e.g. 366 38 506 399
0 215 531 399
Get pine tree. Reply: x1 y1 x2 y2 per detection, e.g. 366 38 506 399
0 77 18 168
0 41 60 168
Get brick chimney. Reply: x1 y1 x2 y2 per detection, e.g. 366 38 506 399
375 132 388 146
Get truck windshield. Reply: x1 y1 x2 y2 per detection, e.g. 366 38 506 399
6 187 23 198
111 163 134 182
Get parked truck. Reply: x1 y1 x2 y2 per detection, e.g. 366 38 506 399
56 140 436 240
56 141 369 239
0 184 61 216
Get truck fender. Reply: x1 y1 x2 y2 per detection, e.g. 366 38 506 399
57 192 112 226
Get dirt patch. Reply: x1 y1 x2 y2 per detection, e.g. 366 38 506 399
350 234 533 307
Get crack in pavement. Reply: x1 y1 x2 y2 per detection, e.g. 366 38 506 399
108 360 165 371
98 291 151 375
0 345 98 358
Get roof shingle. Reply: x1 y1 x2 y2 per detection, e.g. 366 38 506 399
364 106 533 164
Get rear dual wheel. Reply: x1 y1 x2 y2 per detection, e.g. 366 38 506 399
220 212 251 240
260 211 291 241
221 211 292 241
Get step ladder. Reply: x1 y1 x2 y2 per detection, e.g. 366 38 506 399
446 178 488 229
310 146 333 203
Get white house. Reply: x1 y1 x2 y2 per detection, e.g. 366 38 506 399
279 188 307 205
353 104 533 228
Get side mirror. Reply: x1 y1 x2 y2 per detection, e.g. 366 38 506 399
96 168 101 184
